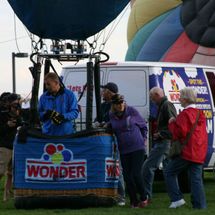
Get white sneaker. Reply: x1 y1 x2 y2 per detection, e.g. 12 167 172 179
117 197 126 206
169 199 186 208
118 201 125 206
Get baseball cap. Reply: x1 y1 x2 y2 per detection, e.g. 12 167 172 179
100 82 118 93
111 94 124 104
7 93 21 103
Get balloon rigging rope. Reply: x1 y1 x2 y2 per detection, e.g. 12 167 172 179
13 13 21 53
94 3 130 52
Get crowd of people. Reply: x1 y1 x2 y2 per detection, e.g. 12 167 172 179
97 83 207 210
0 73 208 210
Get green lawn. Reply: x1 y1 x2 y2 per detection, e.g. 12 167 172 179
0 172 214 215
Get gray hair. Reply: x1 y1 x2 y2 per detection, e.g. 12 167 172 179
180 87 197 104
149 87 164 97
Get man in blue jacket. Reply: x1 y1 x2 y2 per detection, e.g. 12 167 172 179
38 73 79 136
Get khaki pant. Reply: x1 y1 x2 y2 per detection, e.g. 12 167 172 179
0 148 12 176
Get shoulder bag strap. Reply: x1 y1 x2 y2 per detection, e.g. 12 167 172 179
183 110 200 146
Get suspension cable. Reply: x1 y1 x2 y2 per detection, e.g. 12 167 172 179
99 4 129 51
13 13 21 52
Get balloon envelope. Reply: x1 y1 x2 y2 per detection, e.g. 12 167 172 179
8 0 129 40
126 0 215 66
181 0 215 47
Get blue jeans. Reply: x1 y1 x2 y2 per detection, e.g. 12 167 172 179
164 156 206 209
142 140 170 199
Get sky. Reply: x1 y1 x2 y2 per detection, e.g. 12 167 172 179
0 1 130 97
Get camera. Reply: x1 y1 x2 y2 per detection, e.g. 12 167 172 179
10 103 21 110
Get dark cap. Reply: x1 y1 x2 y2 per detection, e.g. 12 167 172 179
101 82 118 93
0 92 11 101
7 93 20 103
111 94 124 104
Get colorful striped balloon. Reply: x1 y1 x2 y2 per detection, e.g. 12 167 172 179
126 0 215 66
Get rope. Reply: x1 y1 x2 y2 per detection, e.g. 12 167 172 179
13 13 21 52
99 4 129 51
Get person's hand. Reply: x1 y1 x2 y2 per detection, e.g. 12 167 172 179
7 120 16 127
169 117 176 124
153 132 161 140
94 121 107 128
94 121 101 128
100 122 107 128
43 109 56 121
51 112 64 125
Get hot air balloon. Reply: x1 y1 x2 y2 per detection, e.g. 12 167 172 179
8 0 129 40
126 0 215 66
7 0 130 209
7 0 130 127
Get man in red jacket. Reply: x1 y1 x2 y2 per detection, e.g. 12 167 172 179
164 87 208 209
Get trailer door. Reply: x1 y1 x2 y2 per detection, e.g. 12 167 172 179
106 66 149 120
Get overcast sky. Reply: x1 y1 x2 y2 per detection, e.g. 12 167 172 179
0 1 130 96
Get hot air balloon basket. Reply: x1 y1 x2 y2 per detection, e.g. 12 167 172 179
14 188 118 209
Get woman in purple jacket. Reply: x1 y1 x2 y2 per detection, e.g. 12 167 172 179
109 94 147 208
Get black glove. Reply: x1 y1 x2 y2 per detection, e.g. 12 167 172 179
43 110 57 121
51 112 64 125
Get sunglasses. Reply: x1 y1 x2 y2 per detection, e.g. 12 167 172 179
112 100 124 104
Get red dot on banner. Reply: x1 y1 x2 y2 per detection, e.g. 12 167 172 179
57 144 64 151
46 144 56 155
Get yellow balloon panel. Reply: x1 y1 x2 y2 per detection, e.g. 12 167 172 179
130 0 136 7
127 0 182 44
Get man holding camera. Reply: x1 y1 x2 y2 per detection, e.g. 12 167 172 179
38 72 79 136
0 92 22 201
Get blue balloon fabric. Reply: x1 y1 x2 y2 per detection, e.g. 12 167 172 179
136 6 183 61
8 0 129 40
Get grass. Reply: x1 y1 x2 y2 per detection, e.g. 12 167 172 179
0 172 214 215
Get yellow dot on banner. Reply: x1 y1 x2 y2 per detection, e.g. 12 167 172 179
51 152 63 164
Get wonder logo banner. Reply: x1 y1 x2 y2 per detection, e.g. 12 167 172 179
25 143 87 183
105 158 119 182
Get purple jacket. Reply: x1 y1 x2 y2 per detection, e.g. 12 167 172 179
109 105 147 155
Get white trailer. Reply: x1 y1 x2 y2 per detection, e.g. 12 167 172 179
61 61 215 170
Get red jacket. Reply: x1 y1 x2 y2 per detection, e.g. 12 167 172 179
168 107 208 164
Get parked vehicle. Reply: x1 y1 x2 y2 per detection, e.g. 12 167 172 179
61 61 215 171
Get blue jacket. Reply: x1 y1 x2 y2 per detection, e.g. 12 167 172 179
38 88 79 135
109 105 147 155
